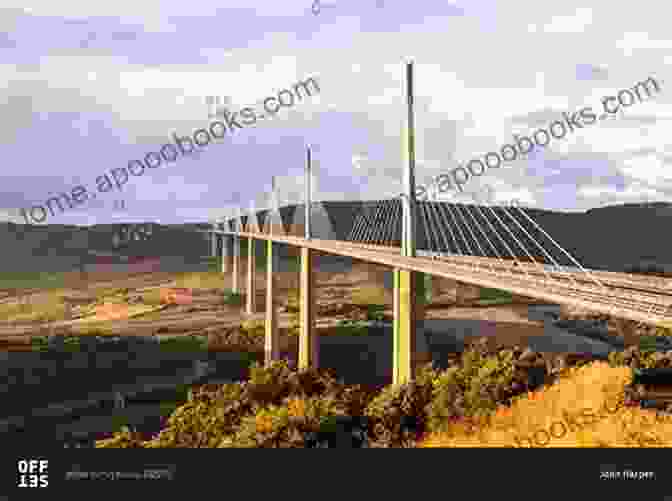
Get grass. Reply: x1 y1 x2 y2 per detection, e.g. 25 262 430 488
0 271 70 291
333 320 372 335
30 333 212 352
476 297 518 306
479 287 514 302
157 335 208 352
222 290 243 306
30 334 83 352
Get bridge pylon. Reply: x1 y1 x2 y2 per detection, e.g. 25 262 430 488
394 60 430 385
246 202 257 315
299 144 319 370
232 208 241 294
265 177 280 366
221 220 232 273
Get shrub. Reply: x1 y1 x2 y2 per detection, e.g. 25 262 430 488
608 346 671 370
158 335 207 352
222 397 341 448
96 339 615 448
285 289 300 314
364 364 437 447
95 426 147 448
207 327 265 351
285 289 300 336
240 319 265 336
479 287 513 302
104 360 377 448
222 290 243 306
334 320 369 335
365 304 386 323
424 342 555 435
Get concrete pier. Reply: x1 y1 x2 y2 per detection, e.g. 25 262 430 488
299 247 318 369
393 269 427 384
221 234 232 273
265 239 280 366
246 237 256 314
232 234 240 294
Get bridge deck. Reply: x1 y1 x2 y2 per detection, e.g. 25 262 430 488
228 231 672 326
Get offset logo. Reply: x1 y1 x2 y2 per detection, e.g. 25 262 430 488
18 459 48 488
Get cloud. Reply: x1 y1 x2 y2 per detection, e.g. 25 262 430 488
1 0 671 224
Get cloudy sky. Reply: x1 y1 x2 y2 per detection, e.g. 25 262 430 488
0 0 670 226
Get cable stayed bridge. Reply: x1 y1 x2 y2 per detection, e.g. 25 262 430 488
213 198 672 326
204 62 672 385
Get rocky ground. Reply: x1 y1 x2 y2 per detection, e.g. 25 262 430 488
0 256 659 360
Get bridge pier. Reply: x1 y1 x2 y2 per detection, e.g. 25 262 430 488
393 269 428 385
265 239 280 366
298 144 318 370
613 318 639 348
211 232 217 258
232 234 240 294
246 237 256 314
299 247 318 369
455 280 467 306
221 234 232 273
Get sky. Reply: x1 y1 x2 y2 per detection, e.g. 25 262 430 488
0 0 670 226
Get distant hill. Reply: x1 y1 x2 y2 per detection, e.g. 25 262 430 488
0 222 210 273
0 201 670 275
517 202 672 272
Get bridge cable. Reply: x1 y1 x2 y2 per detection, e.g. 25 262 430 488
469 200 532 280
349 202 370 243
381 199 397 246
382 198 397 246
507 206 605 290
480 205 556 283
353 201 371 243
364 202 380 243
452 203 497 272
498 206 582 289
426 200 455 256
437 203 469 257
459 202 507 266
418 201 439 256
384 198 399 246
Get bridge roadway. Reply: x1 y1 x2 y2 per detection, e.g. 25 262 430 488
230 231 672 326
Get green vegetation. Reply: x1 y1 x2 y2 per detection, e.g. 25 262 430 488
94 340 672 448
222 289 243 306
334 320 369 335
0 271 69 291
424 274 433 303
475 286 516 305
364 304 386 323
95 340 585 448
30 334 213 353
639 335 660 353
157 335 208 352
479 287 514 302
30 335 82 352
